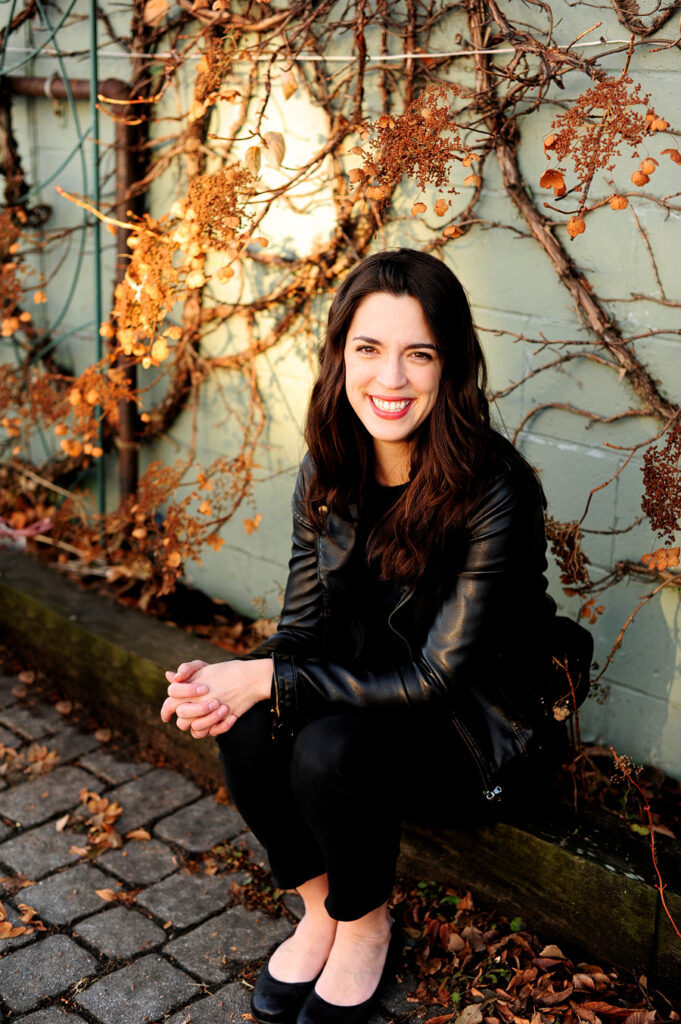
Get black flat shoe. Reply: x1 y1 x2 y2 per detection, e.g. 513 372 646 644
251 961 319 1024
295 921 403 1024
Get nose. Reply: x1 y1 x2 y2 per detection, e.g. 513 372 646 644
376 353 407 389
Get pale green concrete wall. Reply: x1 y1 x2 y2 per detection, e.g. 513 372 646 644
4 0 681 778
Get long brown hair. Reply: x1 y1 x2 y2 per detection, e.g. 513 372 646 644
304 248 537 581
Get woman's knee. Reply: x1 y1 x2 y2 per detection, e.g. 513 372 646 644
215 700 272 772
290 714 382 804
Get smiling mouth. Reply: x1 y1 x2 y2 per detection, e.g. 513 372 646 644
369 396 414 416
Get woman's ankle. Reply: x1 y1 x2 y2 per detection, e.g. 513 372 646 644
336 904 392 942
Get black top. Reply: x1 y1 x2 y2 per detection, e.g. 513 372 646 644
349 479 408 669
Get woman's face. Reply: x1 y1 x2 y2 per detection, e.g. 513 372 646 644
343 292 443 474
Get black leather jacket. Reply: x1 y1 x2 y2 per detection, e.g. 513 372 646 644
251 453 566 801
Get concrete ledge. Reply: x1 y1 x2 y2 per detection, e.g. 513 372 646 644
401 808 680 993
1 549 679 993
0 548 228 785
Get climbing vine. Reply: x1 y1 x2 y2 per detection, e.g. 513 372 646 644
0 0 679 672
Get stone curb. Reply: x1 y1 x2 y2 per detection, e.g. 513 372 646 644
0 548 226 786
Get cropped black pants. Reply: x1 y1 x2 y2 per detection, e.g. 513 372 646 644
216 701 481 921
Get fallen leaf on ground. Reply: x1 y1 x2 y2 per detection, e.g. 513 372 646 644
95 888 118 902
126 828 151 841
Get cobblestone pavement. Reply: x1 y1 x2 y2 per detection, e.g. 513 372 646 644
0 673 432 1024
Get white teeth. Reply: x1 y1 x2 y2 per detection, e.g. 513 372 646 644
371 397 412 412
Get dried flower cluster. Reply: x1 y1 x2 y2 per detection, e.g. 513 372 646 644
539 75 675 237
0 209 25 331
351 83 470 206
544 517 591 589
189 38 239 123
0 357 133 458
546 75 652 182
641 420 681 543
109 166 254 368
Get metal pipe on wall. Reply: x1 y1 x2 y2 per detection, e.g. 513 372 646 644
4 72 140 501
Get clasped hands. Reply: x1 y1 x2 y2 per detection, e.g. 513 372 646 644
160 658 272 739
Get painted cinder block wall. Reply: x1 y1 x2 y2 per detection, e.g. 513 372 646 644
5 0 681 778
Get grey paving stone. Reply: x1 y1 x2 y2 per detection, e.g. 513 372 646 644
0 817 11 841
154 795 245 853
15 1009 88 1024
0 819 83 878
232 830 269 871
0 899 37 951
165 904 292 982
74 904 166 958
78 749 153 785
0 702 64 740
166 981 252 1023
0 933 96 1012
99 837 179 885
0 722 22 747
136 869 237 929
75 953 195 1024
0 675 19 709
282 891 304 919
381 973 420 1017
19 861 116 925
107 768 201 834
47 725 100 762
0 765 103 829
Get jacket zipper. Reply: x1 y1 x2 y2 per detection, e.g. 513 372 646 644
387 586 414 657
387 589 502 802
451 716 503 801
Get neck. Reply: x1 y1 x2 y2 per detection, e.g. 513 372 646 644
374 441 410 486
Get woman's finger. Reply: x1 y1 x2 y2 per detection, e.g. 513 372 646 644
209 714 238 737
167 680 210 699
175 699 229 720
166 660 208 684
190 726 211 739
175 715 193 732
160 696 181 723
182 705 230 733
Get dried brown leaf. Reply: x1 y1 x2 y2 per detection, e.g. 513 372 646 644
143 0 168 25
126 828 151 841
280 69 298 101
95 888 118 902
263 132 285 169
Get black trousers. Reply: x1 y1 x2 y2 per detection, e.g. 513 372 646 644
216 701 483 921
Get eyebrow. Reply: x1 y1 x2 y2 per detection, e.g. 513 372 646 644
351 335 438 351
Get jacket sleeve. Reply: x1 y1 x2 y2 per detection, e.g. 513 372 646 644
270 468 548 736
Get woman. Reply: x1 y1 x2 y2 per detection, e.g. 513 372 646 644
160 248 590 1024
